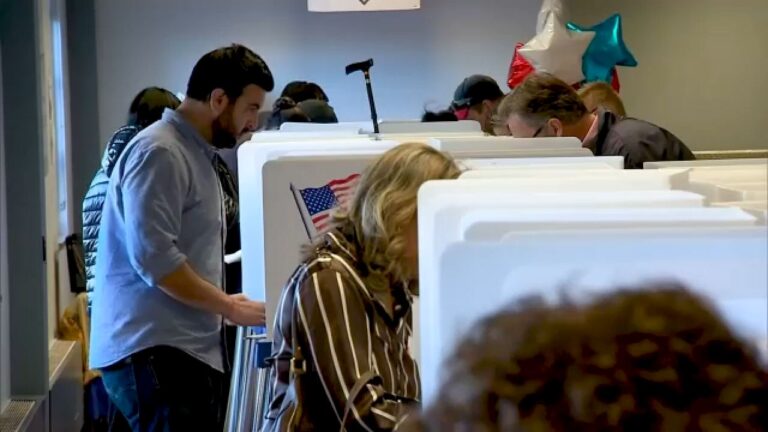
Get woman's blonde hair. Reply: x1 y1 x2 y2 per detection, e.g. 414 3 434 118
335 142 461 284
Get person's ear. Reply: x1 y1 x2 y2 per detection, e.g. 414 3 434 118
209 88 229 117
483 100 495 115
549 118 564 137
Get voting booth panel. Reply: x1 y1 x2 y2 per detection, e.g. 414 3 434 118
460 168 692 188
461 207 757 241
279 121 370 133
644 158 768 169
261 157 375 332
378 120 481 134
249 130 363 142
712 201 768 222
421 190 706 265
449 147 594 159
420 227 768 404
415 176 709 368
255 149 606 334
432 136 582 153
462 155 624 170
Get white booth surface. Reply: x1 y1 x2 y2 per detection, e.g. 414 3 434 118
461 155 624 170
642 160 767 203
714 183 768 202
449 147 594 159
712 201 768 222
375 132 485 142
462 207 757 241
431 136 582 152
279 121 371 133
644 158 768 169
419 227 768 404
684 167 768 184
459 169 690 186
249 130 364 142
378 120 482 134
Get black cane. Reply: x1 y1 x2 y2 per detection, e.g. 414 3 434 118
345 59 380 134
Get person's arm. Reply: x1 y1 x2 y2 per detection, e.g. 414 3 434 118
297 268 409 431
121 143 263 325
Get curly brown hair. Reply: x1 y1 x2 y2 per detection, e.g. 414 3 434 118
405 283 768 431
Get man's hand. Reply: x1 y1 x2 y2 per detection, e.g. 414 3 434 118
225 293 266 326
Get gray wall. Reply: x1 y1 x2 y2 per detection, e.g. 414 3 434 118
66 0 100 234
568 0 768 151
1 0 50 397
94 0 768 152
94 0 538 143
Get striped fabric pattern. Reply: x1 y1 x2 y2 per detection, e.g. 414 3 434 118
263 231 419 431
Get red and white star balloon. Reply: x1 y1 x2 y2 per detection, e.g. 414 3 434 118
519 12 595 85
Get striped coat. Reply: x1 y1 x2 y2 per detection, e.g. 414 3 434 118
263 231 420 432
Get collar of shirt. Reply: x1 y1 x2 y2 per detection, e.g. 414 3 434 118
162 108 217 161
581 113 600 151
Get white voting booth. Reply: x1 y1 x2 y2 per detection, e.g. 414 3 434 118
279 121 371 133
237 135 589 308
417 158 768 404
645 158 768 219
462 155 625 170
231 131 767 430
378 120 481 134
229 133 601 431
434 136 580 152
278 119 482 135
423 227 768 404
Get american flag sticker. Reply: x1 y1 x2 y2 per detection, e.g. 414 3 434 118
291 173 361 239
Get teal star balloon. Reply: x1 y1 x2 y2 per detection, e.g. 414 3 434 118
567 14 637 83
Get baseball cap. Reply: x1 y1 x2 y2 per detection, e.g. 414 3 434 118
451 75 504 113
297 99 338 124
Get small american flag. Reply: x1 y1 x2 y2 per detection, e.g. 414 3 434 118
295 173 360 235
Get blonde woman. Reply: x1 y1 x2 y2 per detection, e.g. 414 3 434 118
263 143 462 431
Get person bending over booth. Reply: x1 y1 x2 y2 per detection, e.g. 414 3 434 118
578 81 627 118
451 74 505 135
263 143 462 432
498 73 695 169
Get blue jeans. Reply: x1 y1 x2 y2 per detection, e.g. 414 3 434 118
100 346 225 432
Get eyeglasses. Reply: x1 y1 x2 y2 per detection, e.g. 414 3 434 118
531 119 549 138
531 119 550 138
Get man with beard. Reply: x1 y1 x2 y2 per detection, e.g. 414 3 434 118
89 44 274 431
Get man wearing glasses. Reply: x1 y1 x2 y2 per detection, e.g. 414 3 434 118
497 72 694 168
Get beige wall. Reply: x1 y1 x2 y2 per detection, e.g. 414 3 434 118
568 0 768 151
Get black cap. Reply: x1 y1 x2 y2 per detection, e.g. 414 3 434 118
297 99 339 124
451 75 504 109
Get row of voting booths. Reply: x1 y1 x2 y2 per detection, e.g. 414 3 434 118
224 121 768 431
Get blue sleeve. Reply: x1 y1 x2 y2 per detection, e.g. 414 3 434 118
121 143 188 286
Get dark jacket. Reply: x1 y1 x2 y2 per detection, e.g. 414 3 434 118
586 111 695 169
82 125 141 312
264 229 419 432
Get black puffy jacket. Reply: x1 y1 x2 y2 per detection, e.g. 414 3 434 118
82 125 141 312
